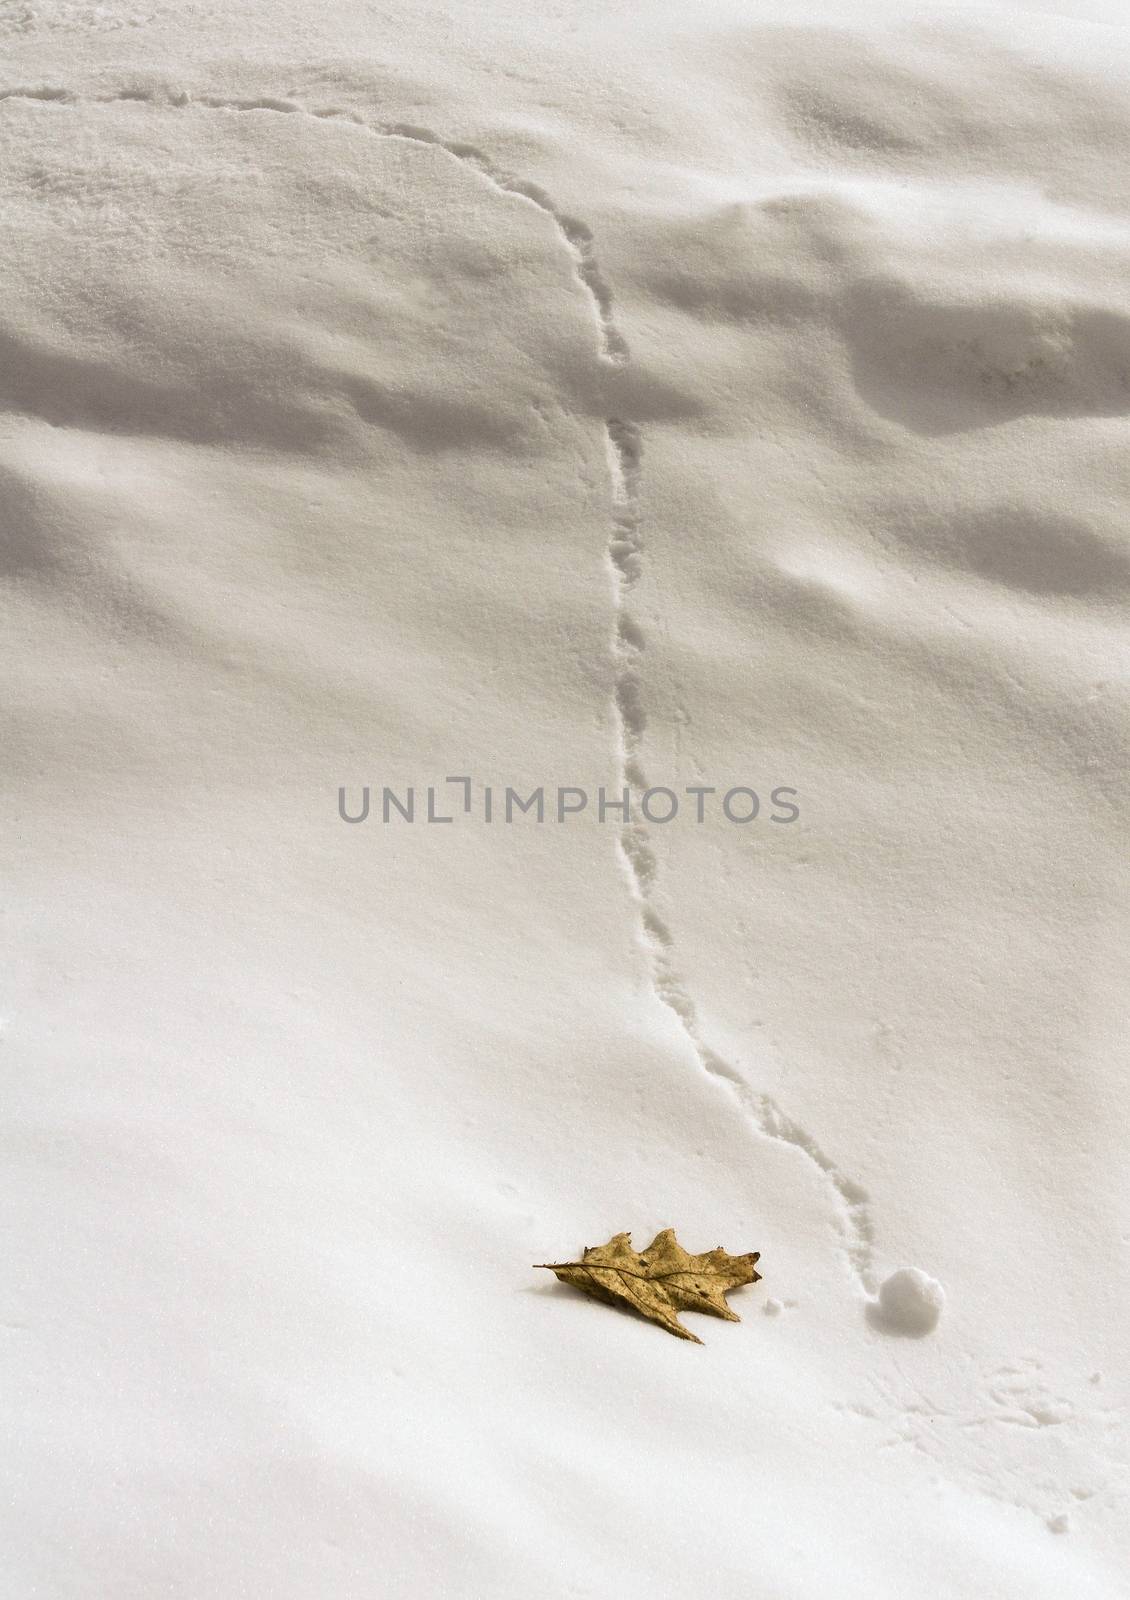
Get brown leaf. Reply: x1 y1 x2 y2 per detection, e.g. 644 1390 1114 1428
535 1228 761 1343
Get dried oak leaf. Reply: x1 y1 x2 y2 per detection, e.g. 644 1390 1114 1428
535 1228 761 1343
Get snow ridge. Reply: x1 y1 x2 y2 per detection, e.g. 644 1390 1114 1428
0 79 876 1293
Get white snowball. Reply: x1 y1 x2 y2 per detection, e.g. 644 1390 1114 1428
877 1267 945 1335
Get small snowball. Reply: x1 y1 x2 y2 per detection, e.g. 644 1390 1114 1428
877 1267 945 1335
762 1298 783 1317
1046 1513 1071 1535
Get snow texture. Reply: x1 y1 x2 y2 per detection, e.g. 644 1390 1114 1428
2 1 1128 1596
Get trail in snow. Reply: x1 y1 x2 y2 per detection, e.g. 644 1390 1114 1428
602 417 877 1294
0 78 877 1293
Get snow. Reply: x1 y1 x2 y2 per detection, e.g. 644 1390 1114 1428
2 2 1128 1595
873 1266 946 1336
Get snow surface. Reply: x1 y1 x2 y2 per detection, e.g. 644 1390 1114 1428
2 1 1128 1595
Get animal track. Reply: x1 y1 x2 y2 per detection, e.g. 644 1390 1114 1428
844 1357 1130 1531
598 244 876 1295
0 82 629 367
1 76 878 1293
